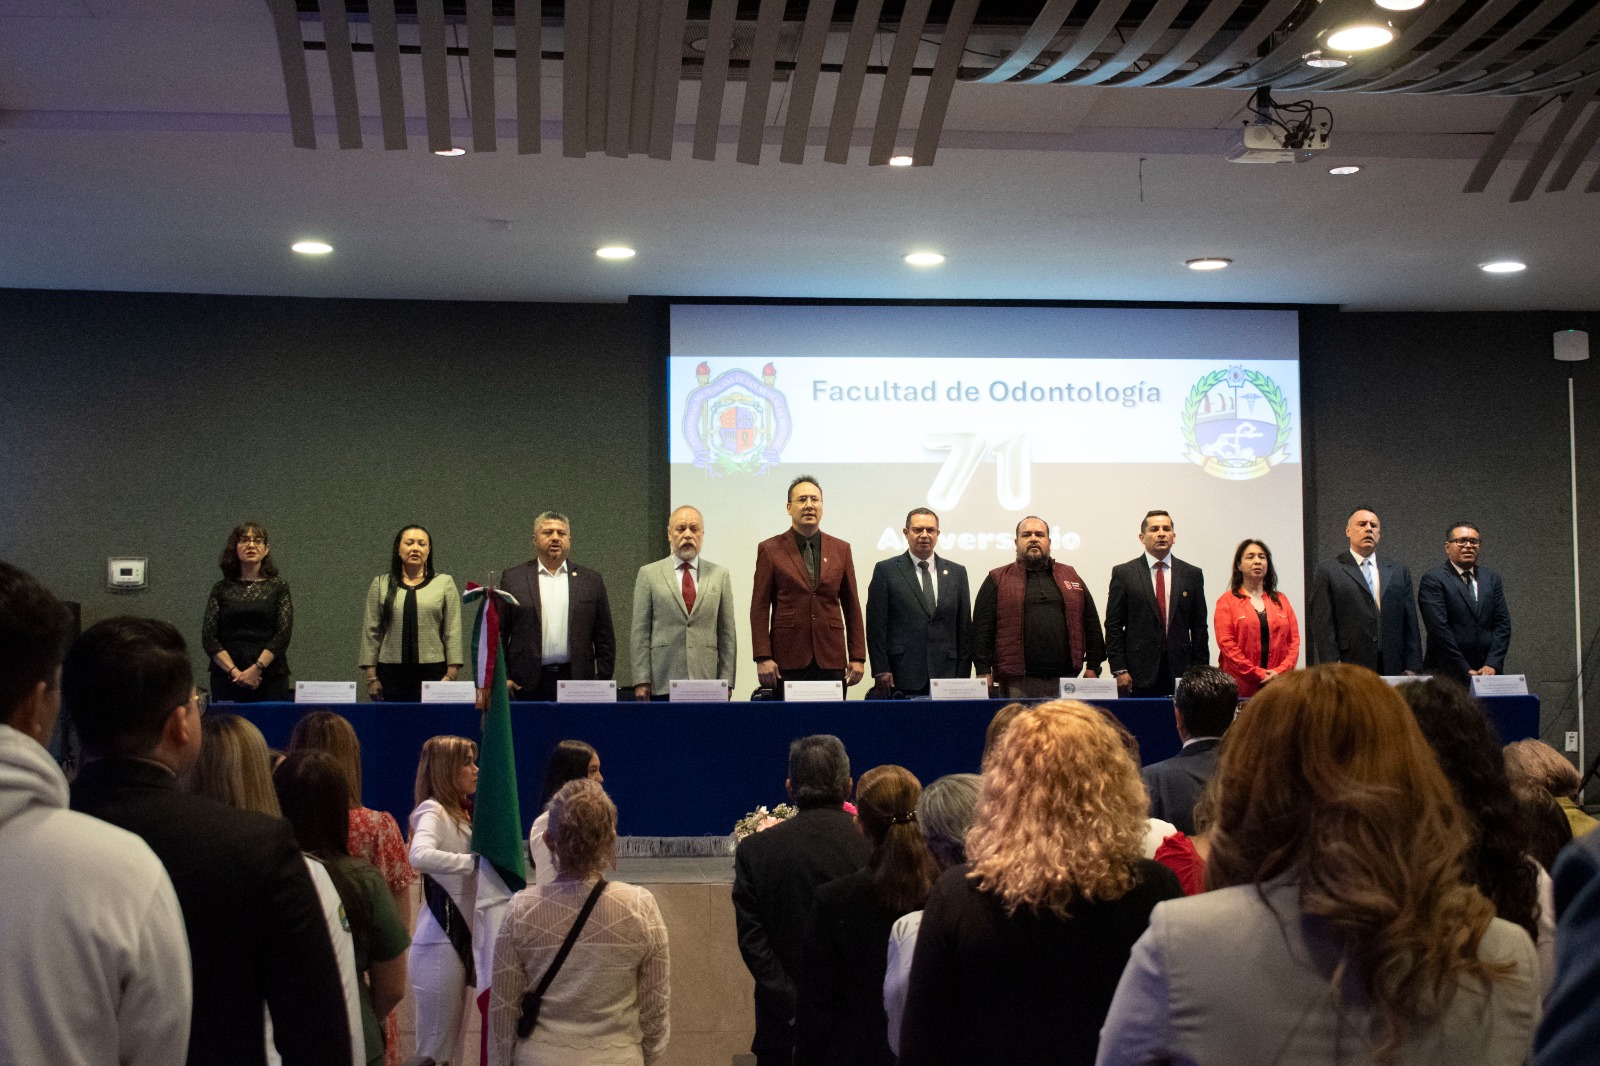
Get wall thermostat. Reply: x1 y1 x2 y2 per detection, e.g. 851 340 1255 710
107 558 148 591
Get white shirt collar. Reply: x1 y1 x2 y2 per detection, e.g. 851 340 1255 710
1143 551 1172 570
1350 548 1375 565
538 559 569 578
669 555 698 571
907 550 936 568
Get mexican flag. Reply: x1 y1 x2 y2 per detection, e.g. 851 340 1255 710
465 582 525 1061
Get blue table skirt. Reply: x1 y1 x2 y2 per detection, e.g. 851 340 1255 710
233 695 1540 839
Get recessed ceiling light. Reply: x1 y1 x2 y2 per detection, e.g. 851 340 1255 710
1479 260 1527 274
595 245 636 260
1328 165 1362 175
291 240 333 255
888 155 914 167
904 251 945 267
433 147 466 157
1375 0 1425 9
1302 50 1348 69
1327 23 1395 52
1185 257 1232 271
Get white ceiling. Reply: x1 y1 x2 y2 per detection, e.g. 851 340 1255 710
2 2 1597 311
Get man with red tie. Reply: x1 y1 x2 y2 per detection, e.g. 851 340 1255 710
751 476 866 698
629 505 738 700
1105 510 1210 698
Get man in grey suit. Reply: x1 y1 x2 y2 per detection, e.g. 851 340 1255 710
1141 665 1237 835
866 507 971 697
631 505 737 700
1309 506 1422 674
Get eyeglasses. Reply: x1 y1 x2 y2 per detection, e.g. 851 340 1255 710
1448 537 1481 546
194 689 209 716
237 536 266 545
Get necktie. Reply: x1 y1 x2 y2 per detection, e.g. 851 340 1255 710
679 561 696 613
1464 568 1478 603
1154 561 1168 634
1363 558 1379 608
804 540 819 588
918 559 935 612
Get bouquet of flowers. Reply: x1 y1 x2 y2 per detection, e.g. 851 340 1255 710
733 803 796 842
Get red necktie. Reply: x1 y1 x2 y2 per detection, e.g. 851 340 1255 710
680 561 696 613
1155 561 1168 634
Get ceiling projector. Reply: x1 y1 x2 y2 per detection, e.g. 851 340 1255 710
1227 117 1331 164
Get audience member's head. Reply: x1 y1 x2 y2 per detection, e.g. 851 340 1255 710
539 739 601 810
981 702 1028 768
63 617 196 767
855 765 937 914
967 701 1148 917
1504 738 1582 801
185 714 281 817
287 710 363 807
1400 679 1539 938
546 777 617 880
916 773 982 871
275 750 372 956
413 735 478 831
787 734 851 808
1207 664 1502 1056
0 561 73 746
1519 790 1574 872
1174 666 1238 740
1091 705 1141 764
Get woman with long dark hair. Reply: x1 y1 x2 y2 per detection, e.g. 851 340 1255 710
275 751 411 1066
1098 665 1540 1065
529 739 602 886
795 765 938 1065
202 521 293 701
360 525 463 703
1213 538 1299 697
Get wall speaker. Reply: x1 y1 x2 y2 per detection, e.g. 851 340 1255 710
1554 329 1591 362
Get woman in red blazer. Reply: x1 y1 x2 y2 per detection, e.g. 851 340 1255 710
1214 539 1300 697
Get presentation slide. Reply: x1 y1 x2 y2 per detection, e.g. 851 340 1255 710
669 303 1303 699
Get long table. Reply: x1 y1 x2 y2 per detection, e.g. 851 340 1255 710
236 696 1541 839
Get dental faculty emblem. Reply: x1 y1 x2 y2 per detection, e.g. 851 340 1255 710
1181 366 1291 480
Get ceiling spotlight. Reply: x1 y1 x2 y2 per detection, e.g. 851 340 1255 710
888 155 914 167
1328 165 1362 175
433 147 466 157
596 246 636 260
1302 50 1348 69
1479 260 1527 274
904 251 945 267
1185 257 1232 271
291 240 333 255
1375 0 1425 9
1327 23 1395 52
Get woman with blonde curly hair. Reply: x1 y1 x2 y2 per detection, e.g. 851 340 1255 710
1097 664 1541 1066
898 701 1182 1066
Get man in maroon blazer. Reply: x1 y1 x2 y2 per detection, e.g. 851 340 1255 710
750 475 866 698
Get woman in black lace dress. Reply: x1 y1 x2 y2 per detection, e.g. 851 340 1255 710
202 521 294 702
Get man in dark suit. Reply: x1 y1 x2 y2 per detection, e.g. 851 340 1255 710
1141 665 1238 835
67 617 351 1066
732 734 870 1066
1418 521 1512 683
1309 505 1423 674
1536 823 1600 1064
750 475 866 698
500 510 616 700
866 506 971 697
1105 510 1209 697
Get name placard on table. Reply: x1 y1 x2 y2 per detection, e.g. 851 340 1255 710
930 677 990 700
784 680 845 702
296 681 357 704
420 680 477 703
557 680 618 703
1471 674 1529 696
669 679 730 701
1060 677 1118 700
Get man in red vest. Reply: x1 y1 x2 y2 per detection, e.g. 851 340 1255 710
971 516 1106 699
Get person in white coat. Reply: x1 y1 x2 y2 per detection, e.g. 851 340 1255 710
410 735 480 1066
0 560 192 1066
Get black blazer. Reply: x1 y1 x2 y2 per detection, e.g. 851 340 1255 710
794 868 904 1066
1140 738 1222 836
1105 555 1209 689
499 559 616 689
71 758 351 1066
1308 551 1423 673
865 554 971 692
733 806 871 1057
1418 562 1512 680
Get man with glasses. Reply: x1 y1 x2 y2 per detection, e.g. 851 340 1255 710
1419 522 1512 682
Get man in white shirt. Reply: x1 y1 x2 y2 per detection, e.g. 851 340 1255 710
502 510 617 700
630 504 738 699
1309 505 1423 673
0 560 192 1066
